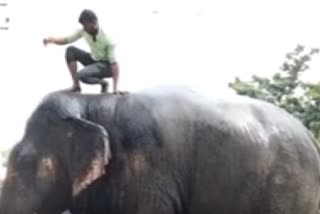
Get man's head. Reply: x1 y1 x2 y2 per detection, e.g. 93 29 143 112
78 9 98 34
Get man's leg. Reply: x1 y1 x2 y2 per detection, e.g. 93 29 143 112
111 63 120 94
65 46 96 91
78 62 111 93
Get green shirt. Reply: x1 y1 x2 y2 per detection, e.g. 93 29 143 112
65 27 116 63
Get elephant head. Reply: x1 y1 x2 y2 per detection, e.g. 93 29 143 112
0 92 112 214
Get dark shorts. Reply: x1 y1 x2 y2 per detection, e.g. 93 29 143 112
65 46 112 84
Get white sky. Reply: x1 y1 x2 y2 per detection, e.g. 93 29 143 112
1 0 320 150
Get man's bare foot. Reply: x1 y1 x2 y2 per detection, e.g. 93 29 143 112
113 90 129 95
67 85 81 92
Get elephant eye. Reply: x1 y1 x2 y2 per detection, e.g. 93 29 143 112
14 142 37 166
66 130 74 138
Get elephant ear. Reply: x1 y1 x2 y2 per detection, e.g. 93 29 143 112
64 117 112 196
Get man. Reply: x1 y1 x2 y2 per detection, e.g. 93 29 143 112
43 9 120 94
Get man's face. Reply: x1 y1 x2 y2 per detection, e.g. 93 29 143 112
82 21 98 34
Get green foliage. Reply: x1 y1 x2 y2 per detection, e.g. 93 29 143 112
229 45 320 141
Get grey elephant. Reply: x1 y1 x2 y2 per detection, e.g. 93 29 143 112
0 86 320 214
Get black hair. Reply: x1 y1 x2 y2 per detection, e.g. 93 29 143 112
78 9 98 24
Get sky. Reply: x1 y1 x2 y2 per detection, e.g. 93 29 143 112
1 0 320 150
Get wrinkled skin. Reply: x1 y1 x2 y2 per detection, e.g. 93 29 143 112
1 87 320 214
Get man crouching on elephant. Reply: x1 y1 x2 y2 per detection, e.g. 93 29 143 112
43 9 120 94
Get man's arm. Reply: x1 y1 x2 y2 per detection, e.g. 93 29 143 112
43 29 83 46
111 62 119 94
108 47 120 94
43 37 69 45
104 35 120 93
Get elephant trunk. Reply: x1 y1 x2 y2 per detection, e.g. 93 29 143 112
0 178 38 214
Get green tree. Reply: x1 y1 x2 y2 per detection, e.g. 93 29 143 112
228 45 320 141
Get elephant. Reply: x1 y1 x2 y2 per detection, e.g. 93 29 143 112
0 86 320 214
